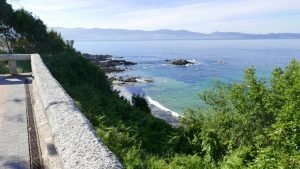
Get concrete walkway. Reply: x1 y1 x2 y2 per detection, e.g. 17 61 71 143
0 76 30 169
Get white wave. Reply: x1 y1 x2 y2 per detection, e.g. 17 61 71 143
136 78 153 83
136 78 147 83
113 84 182 118
185 64 193 67
187 59 196 63
187 59 203 66
113 85 133 101
146 96 182 117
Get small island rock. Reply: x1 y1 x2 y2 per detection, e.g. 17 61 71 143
124 77 139 82
171 59 193 65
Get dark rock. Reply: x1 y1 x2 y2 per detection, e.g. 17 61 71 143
84 53 136 73
124 61 136 65
100 66 125 73
100 60 137 67
144 79 154 83
83 53 112 61
111 76 154 84
124 77 139 83
171 59 193 65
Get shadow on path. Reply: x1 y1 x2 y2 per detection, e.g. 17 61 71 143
5 160 30 169
0 75 32 86
0 155 30 169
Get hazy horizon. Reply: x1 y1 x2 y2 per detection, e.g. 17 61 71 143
53 27 300 34
10 0 300 34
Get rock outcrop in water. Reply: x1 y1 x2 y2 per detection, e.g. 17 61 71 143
170 59 194 65
83 53 137 73
110 76 153 84
85 53 153 84
124 77 138 83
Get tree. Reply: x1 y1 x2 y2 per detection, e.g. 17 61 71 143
0 0 16 52
0 0 66 53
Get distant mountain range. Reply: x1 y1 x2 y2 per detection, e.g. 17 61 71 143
53 27 300 41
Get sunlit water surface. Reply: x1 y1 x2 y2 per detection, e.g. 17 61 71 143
74 40 300 114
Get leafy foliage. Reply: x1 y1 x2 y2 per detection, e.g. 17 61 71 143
1 0 300 168
181 60 300 168
132 94 151 113
0 61 8 74
0 1 66 53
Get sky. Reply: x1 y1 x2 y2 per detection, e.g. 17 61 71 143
9 0 300 33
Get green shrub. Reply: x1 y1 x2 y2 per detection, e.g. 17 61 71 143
0 61 8 74
132 94 151 113
182 59 300 168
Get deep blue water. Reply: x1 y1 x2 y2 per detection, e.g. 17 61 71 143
74 40 300 114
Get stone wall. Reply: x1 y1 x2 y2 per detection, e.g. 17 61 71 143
31 54 122 169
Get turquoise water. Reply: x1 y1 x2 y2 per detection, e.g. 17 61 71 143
74 40 300 114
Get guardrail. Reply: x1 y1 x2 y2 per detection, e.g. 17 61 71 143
0 54 122 169
0 54 31 75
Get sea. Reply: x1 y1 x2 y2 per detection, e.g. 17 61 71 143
74 39 300 115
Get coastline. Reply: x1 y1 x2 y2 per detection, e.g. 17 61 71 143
112 83 180 127
85 53 181 127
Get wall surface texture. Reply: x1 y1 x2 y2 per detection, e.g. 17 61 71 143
31 54 122 169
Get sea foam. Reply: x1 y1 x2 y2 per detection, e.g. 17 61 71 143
146 96 182 117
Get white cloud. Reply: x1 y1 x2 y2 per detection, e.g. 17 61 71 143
10 0 300 33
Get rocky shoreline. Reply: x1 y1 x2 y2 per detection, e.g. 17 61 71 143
83 53 137 73
84 53 181 126
84 53 194 74
84 53 154 84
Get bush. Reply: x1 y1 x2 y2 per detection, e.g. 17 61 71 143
0 61 8 74
132 94 151 113
181 59 300 168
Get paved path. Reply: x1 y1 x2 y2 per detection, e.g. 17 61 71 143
0 76 30 169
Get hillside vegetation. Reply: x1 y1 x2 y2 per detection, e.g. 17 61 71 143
1 0 300 168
